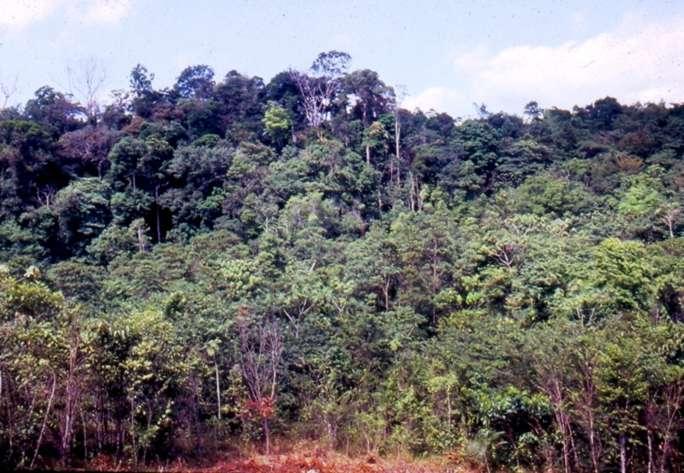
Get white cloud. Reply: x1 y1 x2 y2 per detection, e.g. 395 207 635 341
0 0 60 28
402 86 470 116
80 0 131 24
404 15 684 117
0 0 132 29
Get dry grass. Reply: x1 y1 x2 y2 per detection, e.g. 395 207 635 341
77 442 480 473
195 443 474 473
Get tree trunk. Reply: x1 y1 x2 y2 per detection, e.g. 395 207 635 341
568 420 580 471
129 398 137 465
657 383 680 473
215 362 221 421
408 172 417 211
155 186 162 243
383 278 390 310
619 433 627 473
560 415 571 473
137 225 145 253
395 115 400 165
586 398 600 473
263 418 271 455
31 373 57 469
61 331 82 463
446 389 452 427
647 431 653 473
394 111 401 185
549 380 571 473
80 407 88 461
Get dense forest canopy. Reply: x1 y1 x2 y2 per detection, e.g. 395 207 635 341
0 52 682 472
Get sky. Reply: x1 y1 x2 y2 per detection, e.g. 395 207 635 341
1 0 683 117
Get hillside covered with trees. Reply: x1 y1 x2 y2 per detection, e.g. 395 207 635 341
0 52 682 472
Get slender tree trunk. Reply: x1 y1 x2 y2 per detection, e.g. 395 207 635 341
549 380 571 473
659 442 667 473
129 397 137 465
559 414 571 473
389 157 395 187
155 186 161 243
31 373 57 469
215 361 221 421
383 278 390 310
325 414 337 447
657 382 681 473
411 174 422 211
80 407 88 461
96 390 103 453
581 365 600 473
408 172 416 211
619 433 627 473
568 419 580 471
647 431 653 473
588 411 600 473
61 335 81 463
137 226 145 253
446 389 452 427
263 418 270 455
395 113 401 174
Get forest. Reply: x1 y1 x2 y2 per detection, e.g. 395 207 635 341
0 51 682 472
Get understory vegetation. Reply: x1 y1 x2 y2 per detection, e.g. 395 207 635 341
0 52 682 472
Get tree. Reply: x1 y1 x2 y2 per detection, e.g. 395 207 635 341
262 101 292 146
618 172 670 238
1 57 684 471
362 120 389 165
66 58 107 123
214 71 265 139
129 64 162 118
523 101 543 121
58 125 119 177
52 178 111 256
289 51 351 131
343 69 393 129
0 76 18 110
174 64 215 99
25 86 84 135
238 315 283 454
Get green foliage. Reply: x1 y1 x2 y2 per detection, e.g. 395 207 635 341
262 101 292 144
0 61 682 472
53 178 112 254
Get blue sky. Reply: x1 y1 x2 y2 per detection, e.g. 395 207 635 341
1 0 683 117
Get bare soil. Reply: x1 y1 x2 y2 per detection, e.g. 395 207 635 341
195 447 467 473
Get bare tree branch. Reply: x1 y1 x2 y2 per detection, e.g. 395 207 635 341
66 57 107 122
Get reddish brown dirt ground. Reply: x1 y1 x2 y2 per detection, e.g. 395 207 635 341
195 448 467 473
80 444 476 472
